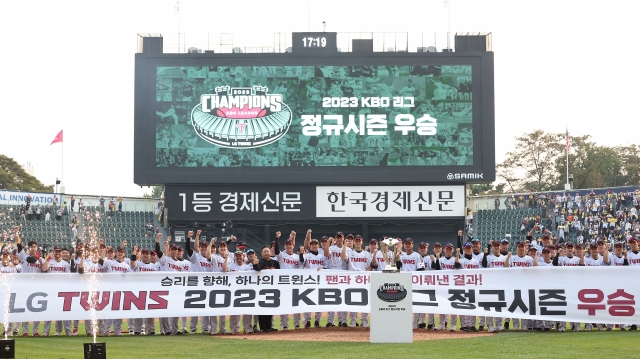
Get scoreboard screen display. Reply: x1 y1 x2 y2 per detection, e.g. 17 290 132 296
135 52 494 185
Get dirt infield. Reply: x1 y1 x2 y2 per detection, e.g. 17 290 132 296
222 327 494 342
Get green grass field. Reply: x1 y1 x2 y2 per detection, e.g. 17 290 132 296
5 331 640 359
4 320 639 359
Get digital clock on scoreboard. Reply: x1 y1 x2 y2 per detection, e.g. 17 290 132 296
292 32 337 53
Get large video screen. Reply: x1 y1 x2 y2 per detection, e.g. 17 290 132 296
134 53 494 185
155 65 472 168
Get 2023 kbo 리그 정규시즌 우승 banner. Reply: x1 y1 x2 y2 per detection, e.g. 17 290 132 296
2 267 639 324
154 65 473 168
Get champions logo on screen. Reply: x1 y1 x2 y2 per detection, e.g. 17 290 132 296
190 85 293 148
376 283 408 303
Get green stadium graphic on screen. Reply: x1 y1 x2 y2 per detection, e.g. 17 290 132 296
154 65 472 168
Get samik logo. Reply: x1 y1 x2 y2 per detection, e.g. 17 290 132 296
376 283 407 303
447 173 484 180
191 85 293 148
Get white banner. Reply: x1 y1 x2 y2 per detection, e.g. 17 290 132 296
316 185 465 218
1 267 639 324
0 190 62 206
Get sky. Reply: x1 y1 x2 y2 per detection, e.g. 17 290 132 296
0 0 638 197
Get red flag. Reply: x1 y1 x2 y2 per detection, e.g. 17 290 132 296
50 130 63 145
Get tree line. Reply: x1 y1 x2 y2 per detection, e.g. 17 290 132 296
470 129 640 195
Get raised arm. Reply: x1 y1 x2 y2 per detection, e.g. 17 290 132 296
155 233 164 259
185 230 195 257
341 240 348 260
504 252 511 268
304 229 312 250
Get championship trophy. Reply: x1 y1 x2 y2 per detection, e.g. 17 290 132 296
381 237 400 273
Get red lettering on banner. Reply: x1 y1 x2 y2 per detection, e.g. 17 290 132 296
123 291 147 310
148 291 169 310
577 289 606 315
79 292 111 311
607 289 636 317
59 292 80 311
111 291 121 311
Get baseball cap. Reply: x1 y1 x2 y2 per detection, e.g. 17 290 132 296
541 247 551 253
284 239 294 245
321 236 329 242
614 241 624 246
516 241 526 247
246 249 255 254
404 238 413 244
471 238 480 243
500 238 509 244
236 241 246 247
444 242 454 248
575 243 584 249
335 232 344 238
589 243 598 249
150 250 157 255
369 238 378 245
418 242 427 248
346 233 354 239
53 246 62 251
597 240 605 245
234 250 244 256
170 244 178 250
141 248 150 254
565 242 574 247
628 237 637 243
199 241 208 247
433 242 442 247
106 247 114 253
463 242 472 248
177 246 184 252
309 238 319 244
116 246 125 252
219 241 228 247
491 241 500 247
528 247 538 252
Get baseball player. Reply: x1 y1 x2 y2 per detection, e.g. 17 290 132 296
175 246 191 334
481 239 509 332
459 242 480 332
414 241 433 329
607 240 629 330
101 246 132 336
505 241 537 331
155 235 179 335
301 233 330 328
275 230 302 330
43 246 79 336
80 244 108 336
0 246 20 337
341 234 377 327
626 237 640 331
552 241 580 332
210 240 232 335
397 238 421 329
326 232 348 327
130 246 162 335
14 227 49 336
186 230 214 334
251 245 280 332
582 241 610 331
432 235 462 331
223 250 254 334
469 238 486 331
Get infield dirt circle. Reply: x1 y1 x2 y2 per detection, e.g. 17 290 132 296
223 327 494 342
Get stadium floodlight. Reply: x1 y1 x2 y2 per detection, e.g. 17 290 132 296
232 47 243 53
188 47 198 53
285 47 293 53
426 46 437 52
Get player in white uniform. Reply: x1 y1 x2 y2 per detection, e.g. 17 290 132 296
210 240 232 335
130 246 161 335
432 238 461 331
223 250 254 334
342 234 378 327
275 231 302 330
301 233 331 328
155 235 179 335
469 238 486 331
0 246 20 337
458 242 480 331
397 238 421 328
14 228 49 336
414 241 433 329
607 240 629 330
81 245 108 336
505 241 536 331
582 242 610 331
326 232 348 327
481 240 509 332
43 246 78 336
552 242 579 332
185 230 214 334
102 246 132 336
175 246 191 334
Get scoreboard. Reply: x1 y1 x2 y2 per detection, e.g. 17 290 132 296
134 46 495 186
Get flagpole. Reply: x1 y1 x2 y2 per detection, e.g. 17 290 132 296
566 126 569 191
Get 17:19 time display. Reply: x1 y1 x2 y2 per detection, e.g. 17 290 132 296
302 37 327 47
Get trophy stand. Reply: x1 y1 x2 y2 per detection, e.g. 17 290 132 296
370 238 413 343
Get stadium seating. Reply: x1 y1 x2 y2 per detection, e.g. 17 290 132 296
474 208 542 250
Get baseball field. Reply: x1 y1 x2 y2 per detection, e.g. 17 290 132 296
4 320 639 359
